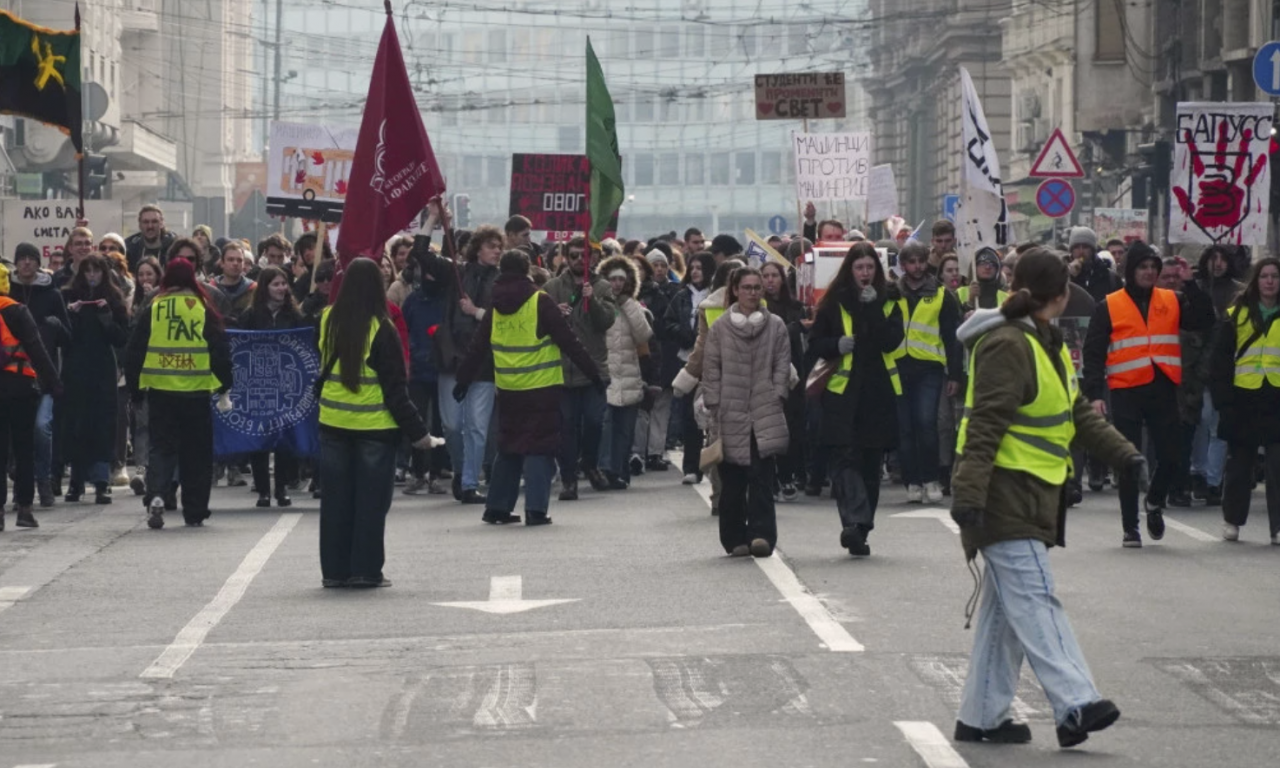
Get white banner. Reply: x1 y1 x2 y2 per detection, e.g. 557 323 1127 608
1169 102 1272 246
2 200 122 262
793 132 871 201
957 66 1008 270
865 164 898 223
960 67 1002 196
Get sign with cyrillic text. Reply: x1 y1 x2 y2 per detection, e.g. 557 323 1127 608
755 73 846 120
793 132 871 201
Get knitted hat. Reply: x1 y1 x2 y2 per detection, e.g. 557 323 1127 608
1068 226 1098 250
644 248 669 266
975 248 1001 270
13 242 41 264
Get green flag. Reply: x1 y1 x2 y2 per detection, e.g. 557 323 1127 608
585 38 622 244
0 10 82 154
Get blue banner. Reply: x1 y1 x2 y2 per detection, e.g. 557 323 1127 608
213 327 321 459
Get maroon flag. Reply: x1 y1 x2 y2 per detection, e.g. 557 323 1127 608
333 0 445 296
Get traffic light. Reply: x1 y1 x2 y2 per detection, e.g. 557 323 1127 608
1134 140 1172 208
453 193 470 228
84 154 111 199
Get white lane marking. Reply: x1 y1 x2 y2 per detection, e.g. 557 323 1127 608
14 764 59 768
1160 515 1218 543
432 575 580 614
140 513 301 679
895 721 970 768
892 507 960 535
692 480 864 652
0 585 31 614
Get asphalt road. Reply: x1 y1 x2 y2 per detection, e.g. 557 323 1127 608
1 461 1277 768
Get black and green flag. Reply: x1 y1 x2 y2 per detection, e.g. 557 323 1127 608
0 10 81 153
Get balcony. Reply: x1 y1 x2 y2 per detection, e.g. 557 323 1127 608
102 120 177 172
121 0 159 33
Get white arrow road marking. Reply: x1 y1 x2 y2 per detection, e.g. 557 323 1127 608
895 721 970 768
892 507 960 535
691 480 864 652
432 576 579 615
0 586 31 614
141 513 302 679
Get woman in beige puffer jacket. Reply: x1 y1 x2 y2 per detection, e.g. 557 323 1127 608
600 256 653 488
702 266 792 557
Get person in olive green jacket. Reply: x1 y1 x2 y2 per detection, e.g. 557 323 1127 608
949 249 1143 751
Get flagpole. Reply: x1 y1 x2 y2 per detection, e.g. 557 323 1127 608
75 3 86 218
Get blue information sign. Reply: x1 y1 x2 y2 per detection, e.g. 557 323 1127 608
1253 42 1280 96
768 215 788 235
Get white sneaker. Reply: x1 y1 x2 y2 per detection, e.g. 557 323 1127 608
1223 522 1240 542
147 497 165 530
906 484 923 503
682 473 699 485
111 466 130 487
924 481 944 504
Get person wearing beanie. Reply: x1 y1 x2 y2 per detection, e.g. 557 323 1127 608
957 248 1009 311
10 243 71 507
708 235 743 264
1068 226 1122 303
0 259 62 530
1081 241 1215 548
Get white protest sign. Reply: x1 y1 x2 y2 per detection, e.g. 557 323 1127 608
793 132 871 201
2 200 122 262
266 121 359 222
1170 102 1272 246
865 164 898 223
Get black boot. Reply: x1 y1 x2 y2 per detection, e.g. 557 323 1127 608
558 479 579 501
94 482 112 505
14 505 37 528
525 511 552 526
256 493 271 508
65 483 83 502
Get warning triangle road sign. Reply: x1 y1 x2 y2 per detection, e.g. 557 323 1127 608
1029 128 1084 178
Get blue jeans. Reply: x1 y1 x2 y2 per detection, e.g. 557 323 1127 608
896 366 945 485
436 375 495 491
1191 395 1227 488
487 452 556 515
319 431 396 582
958 539 1102 729
34 394 53 481
608 404 639 482
558 385 606 480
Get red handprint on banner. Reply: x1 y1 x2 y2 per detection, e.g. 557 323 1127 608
1173 122 1268 243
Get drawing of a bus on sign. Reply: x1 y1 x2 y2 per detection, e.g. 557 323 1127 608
266 146 354 222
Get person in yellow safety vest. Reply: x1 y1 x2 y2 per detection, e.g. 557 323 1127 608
0 259 62 531
315 258 433 589
1080 241 1214 548
125 257 232 530
808 243 905 556
957 248 1010 312
950 248 1145 751
893 244 965 505
1208 257 1280 545
454 250 602 527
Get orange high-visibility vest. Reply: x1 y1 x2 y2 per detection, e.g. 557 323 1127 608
0 296 34 378
1104 287 1182 389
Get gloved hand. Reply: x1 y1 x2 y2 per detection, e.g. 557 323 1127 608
837 336 856 355
412 434 445 450
43 315 63 330
859 285 878 303
216 392 233 413
452 382 469 403
1123 454 1150 494
951 506 984 530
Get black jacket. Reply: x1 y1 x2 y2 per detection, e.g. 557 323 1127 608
897 275 964 382
0 300 59 399
124 293 234 397
412 235 497 376
639 278 681 387
318 318 427 444
126 230 177 274
1208 309 1280 446
1072 257 1124 304
9 272 70 374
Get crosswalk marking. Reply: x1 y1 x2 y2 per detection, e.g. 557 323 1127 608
1161 515 1219 542
0 586 31 614
895 721 970 768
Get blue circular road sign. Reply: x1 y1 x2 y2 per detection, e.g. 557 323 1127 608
1036 179 1075 219
768 215 788 235
1254 42 1280 96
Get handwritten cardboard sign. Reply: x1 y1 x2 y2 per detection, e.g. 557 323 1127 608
793 132 871 201
755 73 845 120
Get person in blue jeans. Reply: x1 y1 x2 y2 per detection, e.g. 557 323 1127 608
454 250 602 526
950 248 1144 749
893 244 963 504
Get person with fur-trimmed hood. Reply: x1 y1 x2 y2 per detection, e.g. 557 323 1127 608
599 254 654 489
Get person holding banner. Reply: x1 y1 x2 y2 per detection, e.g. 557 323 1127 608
317 258 433 588
238 267 309 508
125 258 233 529
809 244 905 556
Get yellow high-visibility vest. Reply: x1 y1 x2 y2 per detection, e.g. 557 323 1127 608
1229 305 1280 389
957 285 1009 309
827 303 903 397
139 290 219 392
492 292 565 391
957 330 1078 485
318 309 397 431
893 286 947 364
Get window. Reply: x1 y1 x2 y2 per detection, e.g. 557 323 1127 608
607 28 630 58
734 152 756 185
786 24 807 56
1095 0 1125 61
686 153 705 185
463 30 484 65
657 97 678 123
686 25 705 58
761 151 782 184
659 153 680 185
462 155 483 188
635 96 654 123
634 31 655 59
487 156 507 187
558 125 581 151
687 96 707 122
660 26 681 58
442 96 458 127
736 25 757 58
613 94 631 123
489 29 508 62
710 152 730 185
633 153 655 187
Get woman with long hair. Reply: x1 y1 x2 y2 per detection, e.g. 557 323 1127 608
950 248 1141 749
317 258 433 588
1209 257 1280 544
132 258 163 314
761 260 808 501
61 255 130 504
663 251 718 483
238 267 308 508
702 266 793 556
808 244 905 555
125 257 232 527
